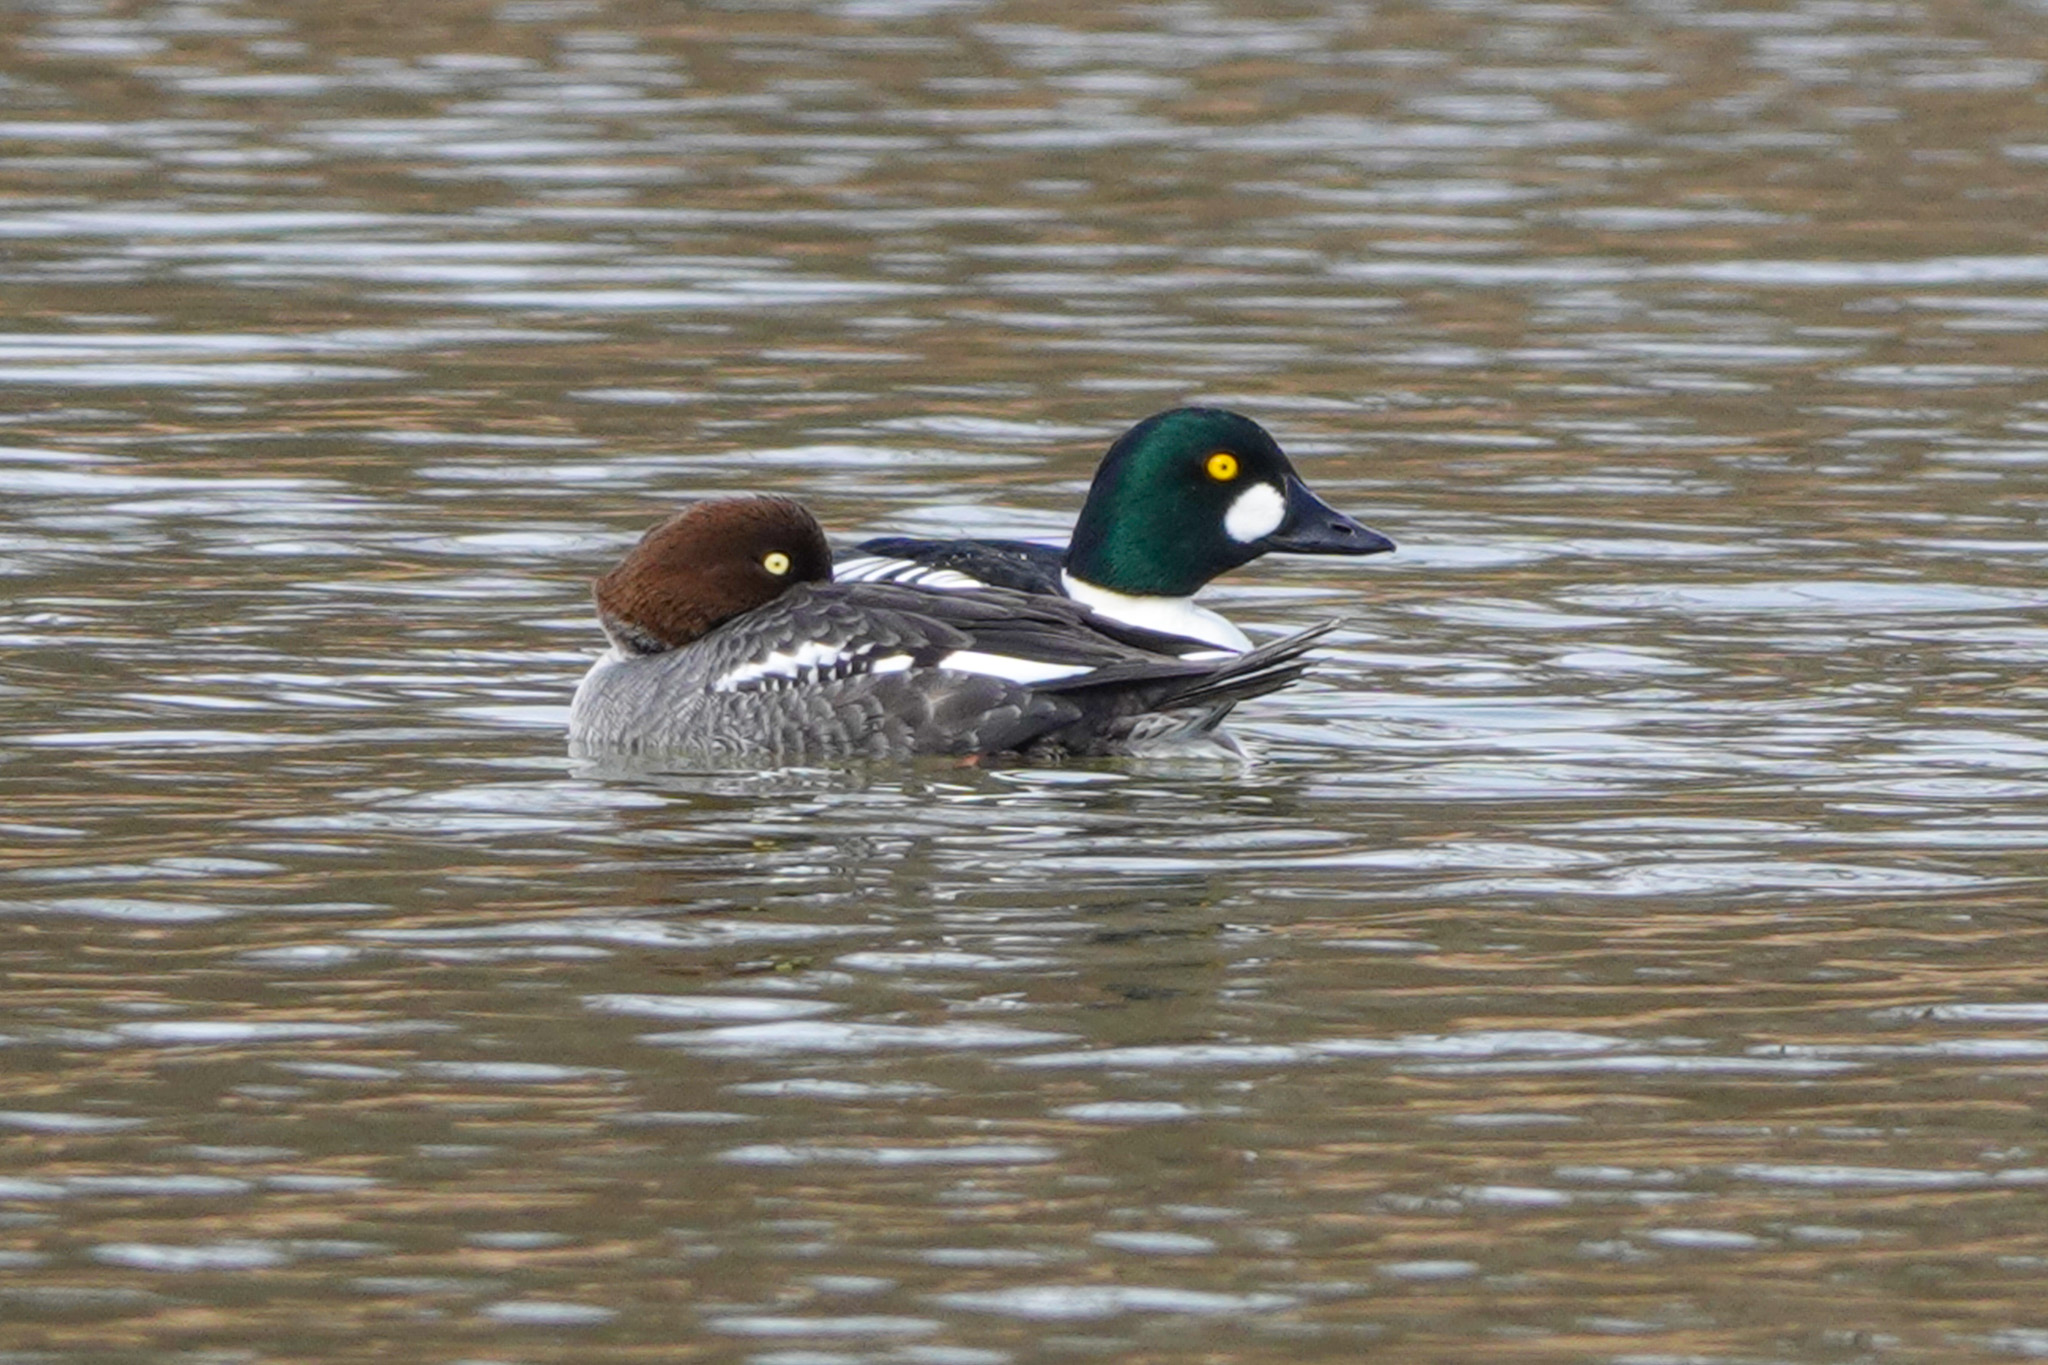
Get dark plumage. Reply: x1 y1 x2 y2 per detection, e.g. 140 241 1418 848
842 536 1066 596
837 408 1393 653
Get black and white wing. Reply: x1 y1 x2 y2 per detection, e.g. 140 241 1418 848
835 536 1068 595
572 583 1141 761
692 582 1188 691
571 580 1339 765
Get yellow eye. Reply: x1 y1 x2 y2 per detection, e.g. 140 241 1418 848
762 551 792 575
1206 451 1239 481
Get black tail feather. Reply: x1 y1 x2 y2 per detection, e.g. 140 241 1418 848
1038 616 1341 718
1149 618 1342 714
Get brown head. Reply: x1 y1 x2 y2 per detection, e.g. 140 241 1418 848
592 495 833 654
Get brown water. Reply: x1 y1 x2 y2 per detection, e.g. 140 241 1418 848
5 1 2048 1360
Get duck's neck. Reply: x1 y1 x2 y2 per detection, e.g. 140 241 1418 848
1060 572 1251 653
596 606 675 657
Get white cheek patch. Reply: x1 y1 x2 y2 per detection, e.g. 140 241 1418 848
937 651 1093 685
1223 482 1287 544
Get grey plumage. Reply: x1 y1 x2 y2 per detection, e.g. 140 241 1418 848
569 580 1336 767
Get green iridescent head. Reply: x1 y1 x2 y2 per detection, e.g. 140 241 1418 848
1062 407 1394 598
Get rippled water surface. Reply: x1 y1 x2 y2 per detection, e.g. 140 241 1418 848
6 1 2048 1360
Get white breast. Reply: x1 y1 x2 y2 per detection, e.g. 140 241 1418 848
1060 573 1250 655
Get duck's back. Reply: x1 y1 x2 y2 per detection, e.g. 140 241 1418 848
569 582 1334 767
569 583 1120 764
835 536 1066 594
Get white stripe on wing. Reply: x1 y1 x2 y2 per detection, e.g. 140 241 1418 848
833 556 984 589
714 640 856 691
713 644 920 692
936 650 1093 685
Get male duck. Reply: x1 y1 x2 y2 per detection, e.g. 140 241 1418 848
836 407 1394 653
568 496 1338 766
